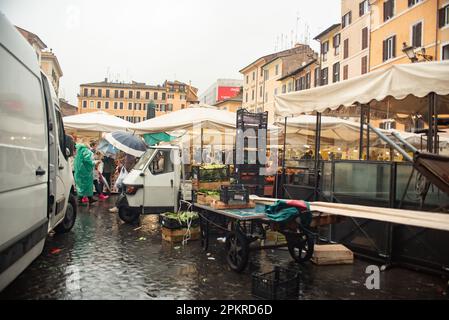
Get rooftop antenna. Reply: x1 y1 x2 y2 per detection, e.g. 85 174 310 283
290 29 294 48
280 33 284 51
295 12 300 44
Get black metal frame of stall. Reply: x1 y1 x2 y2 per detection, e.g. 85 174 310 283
192 202 318 273
278 92 449 275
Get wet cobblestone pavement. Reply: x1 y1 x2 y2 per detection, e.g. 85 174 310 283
1 196 448 300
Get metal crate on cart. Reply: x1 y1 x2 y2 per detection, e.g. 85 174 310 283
234 109 268 196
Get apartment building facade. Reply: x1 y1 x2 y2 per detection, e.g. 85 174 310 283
16 26 63 95
278 59 321 94
370 0 449 71
239 44 315 122
314 23 342 85
340 0 371 79
77 79 198 123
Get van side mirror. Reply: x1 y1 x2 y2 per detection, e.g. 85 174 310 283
65 147 71 157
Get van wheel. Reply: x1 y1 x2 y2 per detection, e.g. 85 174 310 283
119 207 140 224
55 194 77 234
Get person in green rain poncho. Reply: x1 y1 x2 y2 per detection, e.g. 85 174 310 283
74 143 96 204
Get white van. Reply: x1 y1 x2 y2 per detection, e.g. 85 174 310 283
0 12 76 291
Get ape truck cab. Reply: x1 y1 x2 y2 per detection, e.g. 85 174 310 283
117 146 192 223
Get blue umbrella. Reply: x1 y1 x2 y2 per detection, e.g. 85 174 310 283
104 132 147 157
97 139 118 158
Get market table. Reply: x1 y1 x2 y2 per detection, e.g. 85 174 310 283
189 201 341 272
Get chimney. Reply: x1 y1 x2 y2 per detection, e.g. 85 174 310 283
104 77 108 83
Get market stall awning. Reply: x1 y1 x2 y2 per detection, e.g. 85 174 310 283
63 111 132 132
131 106 279 134
275 61 449 117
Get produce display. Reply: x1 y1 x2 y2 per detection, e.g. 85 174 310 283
192 164 229 182
160 211 200 229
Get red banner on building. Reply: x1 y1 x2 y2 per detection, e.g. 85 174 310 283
217 86 240 102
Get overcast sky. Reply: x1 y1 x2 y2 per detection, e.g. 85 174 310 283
1 0 340 105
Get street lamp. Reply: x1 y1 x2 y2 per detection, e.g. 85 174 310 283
402 42 433 63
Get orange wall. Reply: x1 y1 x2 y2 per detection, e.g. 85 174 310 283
370 0 439 70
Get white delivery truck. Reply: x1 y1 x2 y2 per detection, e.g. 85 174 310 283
0 12 76 291
117 146 187 223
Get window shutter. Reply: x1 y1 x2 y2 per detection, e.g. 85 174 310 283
439 8 445 28
349 11 352 24
342 15 345 28
344 39 349 59
359 2 363 16
392 35 396 58
382 40 387 62
362 28 368 49
383 2 387 21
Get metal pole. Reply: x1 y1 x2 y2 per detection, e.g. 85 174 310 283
368 124 413 162
427 93 434 153
433 94 438 154
200 127 204 164
359 104 364 160
366 104 370 160
280 116 288 198
314 112 321 201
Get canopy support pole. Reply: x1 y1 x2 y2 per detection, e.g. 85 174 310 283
201 127 204 164
314 112 321 201
366 104 370 160
427 93 434 153
359 104 364 160
280 116 288 198
433 93 439 155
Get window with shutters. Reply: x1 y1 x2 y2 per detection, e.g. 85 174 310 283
321 68 328 85
128 102 132 110
384 0 395 22
411 21 423 48
332 62 340 83
106 89 110 98
333 34 341 55
259 86 263 98
105 101 109 109
343 65 348 80
383 35 396 61
114 102 118 109
98 89 102 97
90 88 95 97
282 84 286 94
305 72 311 89
275 65 279 76
362 27 368 50
314 68 320 87
82 100 87 108
342 11 352 28
361 56 368 74
252 72 255 81
120 90 124 98
252 89 255 100
145 91 149 99
408 0 422 7
438 5 449 28
136 91 140 99
83 88 88 96
359 0 369 17
129 90 133 99
443 44 449 60
97 101 101 109
154 92 158 100
322 41 329 62
119 102 123 109
343 38 349 59
114 90 118 98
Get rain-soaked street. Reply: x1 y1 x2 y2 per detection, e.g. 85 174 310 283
1 196 448 300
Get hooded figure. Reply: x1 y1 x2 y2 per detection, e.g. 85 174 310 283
74 143 95 199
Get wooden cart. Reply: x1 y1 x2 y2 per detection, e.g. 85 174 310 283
191 201 342 272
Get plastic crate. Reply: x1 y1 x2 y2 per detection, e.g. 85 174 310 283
220 184 249 205
160 213 200 230
236 109 268 130
252 267 300 300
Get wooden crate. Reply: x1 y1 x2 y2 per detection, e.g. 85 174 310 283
196 192 220 205
192 180 230 191
311 244 354 265
210 200 256 210
161 226 200 243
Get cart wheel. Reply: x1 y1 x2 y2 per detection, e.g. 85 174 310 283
225 229 249 272
118 206 140 224
200 215 209 251
287 232 315 263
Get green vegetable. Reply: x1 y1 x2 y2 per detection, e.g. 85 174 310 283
162 211 199 224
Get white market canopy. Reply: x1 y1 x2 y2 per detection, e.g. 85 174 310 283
63 111 132 132
131 106 279 134
275 61 449 117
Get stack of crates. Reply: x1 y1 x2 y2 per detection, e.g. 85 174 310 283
234 109 268 196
